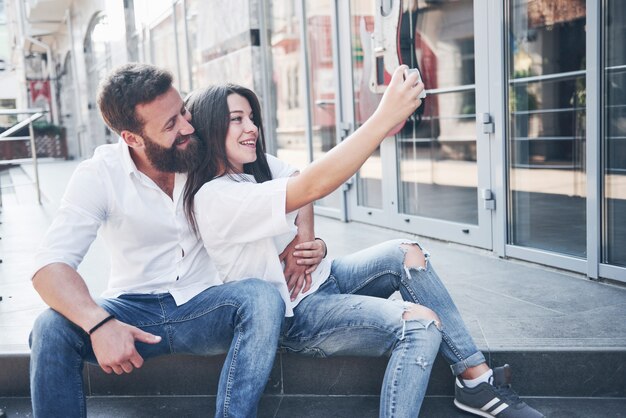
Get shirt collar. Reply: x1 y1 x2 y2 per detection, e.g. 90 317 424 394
119 137 188 200
119 138 140 176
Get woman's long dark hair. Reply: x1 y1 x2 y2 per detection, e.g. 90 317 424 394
183 84 273 235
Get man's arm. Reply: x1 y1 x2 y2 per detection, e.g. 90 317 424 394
279 202 324 300
33 263 161 375
32 160 160 375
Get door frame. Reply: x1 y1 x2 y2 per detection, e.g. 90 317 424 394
338 0 495 250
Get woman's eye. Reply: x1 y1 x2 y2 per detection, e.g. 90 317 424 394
230 117 242 123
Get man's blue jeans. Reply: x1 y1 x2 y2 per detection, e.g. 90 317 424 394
281 239 485 416
29 278 285 418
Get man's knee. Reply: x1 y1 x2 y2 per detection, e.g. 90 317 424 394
30 309 81 352
235 279 285 319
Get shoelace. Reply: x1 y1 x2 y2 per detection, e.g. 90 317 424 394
487 376 522 405
492 383 521 404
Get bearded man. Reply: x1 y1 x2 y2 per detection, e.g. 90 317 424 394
28 63 325 418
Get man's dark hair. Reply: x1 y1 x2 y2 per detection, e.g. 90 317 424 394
97 63 173 135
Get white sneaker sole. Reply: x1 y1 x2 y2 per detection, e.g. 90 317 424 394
454 399 496 418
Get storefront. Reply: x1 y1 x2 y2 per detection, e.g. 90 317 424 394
12 0 626 282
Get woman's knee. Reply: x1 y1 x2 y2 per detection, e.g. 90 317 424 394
402 303 441 329
376 239 427 269
401 303 443 351
399 243 427 269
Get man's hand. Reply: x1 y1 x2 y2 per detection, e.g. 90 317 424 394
293 239 325 275
90 319 161 375
280 236 311 300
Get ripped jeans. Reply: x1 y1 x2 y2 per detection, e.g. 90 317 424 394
280 239 485 416
281 241 445 417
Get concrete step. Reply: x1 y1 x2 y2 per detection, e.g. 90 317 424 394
2 395 625 417
2 349 625 398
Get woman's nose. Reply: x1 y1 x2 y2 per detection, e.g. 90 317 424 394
244 118 258 133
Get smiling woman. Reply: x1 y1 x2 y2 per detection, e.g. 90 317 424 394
183 69 422 236
182 68 423 302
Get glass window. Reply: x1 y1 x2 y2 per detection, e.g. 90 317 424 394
305 0 340 209
150 10 180 86
185 0 200 89
396 0 479 224
507 0 587 257
85 13 114 149
268 0 308 172
175 0 191 94
350 0 383 209
0 99 17 127
603 0 626 267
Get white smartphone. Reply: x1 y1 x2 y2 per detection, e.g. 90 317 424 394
405 68 427 99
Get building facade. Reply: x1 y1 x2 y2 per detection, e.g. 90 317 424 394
6 0 626 283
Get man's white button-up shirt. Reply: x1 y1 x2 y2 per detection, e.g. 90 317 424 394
33 140 220 305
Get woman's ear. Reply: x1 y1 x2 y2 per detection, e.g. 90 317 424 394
121 130 144 149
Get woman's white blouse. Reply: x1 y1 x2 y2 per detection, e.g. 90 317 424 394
194 156 330 316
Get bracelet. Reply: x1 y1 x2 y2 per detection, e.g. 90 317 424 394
315 237 328 258
88 314 115 335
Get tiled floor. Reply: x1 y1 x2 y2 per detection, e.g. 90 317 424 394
2 395 626 418
2 160 626 356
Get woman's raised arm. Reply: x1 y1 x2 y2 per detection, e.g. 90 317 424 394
285 65 423 213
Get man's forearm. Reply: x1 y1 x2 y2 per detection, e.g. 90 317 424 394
32 262 110 332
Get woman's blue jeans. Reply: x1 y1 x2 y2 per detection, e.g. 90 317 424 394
281 239 485 417
329 239 485 375
29 278 285 418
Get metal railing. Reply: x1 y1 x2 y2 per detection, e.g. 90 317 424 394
0 108 47 204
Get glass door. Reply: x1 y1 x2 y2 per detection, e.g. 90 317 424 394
601 0 626 282
345 0 494 249
267 0 342 217
505 0 587 261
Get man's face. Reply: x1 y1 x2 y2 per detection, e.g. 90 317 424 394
142 130 203 173
135 87 204 172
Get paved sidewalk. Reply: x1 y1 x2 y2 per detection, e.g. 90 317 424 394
2 160 626 418
2 160 626 356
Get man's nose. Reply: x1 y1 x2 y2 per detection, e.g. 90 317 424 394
180 115 195 135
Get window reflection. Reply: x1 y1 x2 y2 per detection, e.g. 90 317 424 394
306 0 340 209
603 0 626 267
269 0 308 172
175 1 190 94
150 11 179 86
395 0 478 224
507 0 587 257
85 13 113 149
351 0 383 209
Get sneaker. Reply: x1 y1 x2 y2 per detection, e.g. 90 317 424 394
454 364 545 418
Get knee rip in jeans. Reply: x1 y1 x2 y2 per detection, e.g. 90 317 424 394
399 243 430 274
399 302 442 340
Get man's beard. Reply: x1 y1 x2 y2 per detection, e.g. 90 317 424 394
143 133 205 173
